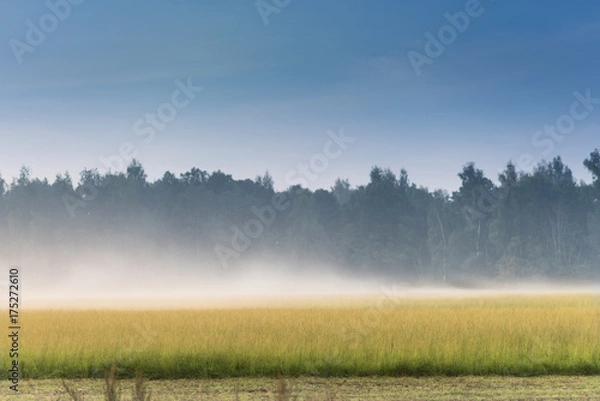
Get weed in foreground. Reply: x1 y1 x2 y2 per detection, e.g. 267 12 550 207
60 367 153 401
60 379 85 401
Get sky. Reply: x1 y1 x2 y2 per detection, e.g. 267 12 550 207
1 0 599 192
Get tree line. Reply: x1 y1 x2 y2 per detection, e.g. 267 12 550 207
1 150 599 284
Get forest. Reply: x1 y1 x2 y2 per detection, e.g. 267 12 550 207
1 149 599 285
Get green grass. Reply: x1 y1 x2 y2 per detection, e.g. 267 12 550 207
4 294 600 379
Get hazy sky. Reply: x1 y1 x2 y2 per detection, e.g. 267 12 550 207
1 0 599 191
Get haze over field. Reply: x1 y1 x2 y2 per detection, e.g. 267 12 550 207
18 256 600 309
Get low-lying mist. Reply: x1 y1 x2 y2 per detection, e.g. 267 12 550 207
10 251 598 309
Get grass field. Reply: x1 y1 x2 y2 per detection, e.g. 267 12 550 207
4 376 600 400
4 293 599 379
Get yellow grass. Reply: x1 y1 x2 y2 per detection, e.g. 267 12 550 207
4 294 600 378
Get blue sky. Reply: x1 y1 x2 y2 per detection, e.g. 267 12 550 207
1 0 599 191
